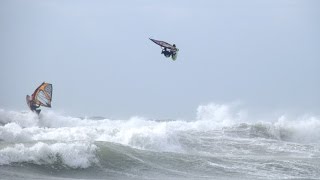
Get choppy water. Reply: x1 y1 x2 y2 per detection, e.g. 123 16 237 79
1 104 320 179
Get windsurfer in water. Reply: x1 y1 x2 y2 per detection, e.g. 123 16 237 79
28 96 41 114
26 82 52 115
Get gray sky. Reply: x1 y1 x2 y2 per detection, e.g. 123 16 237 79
0 0 319 119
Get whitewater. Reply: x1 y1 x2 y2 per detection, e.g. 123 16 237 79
0 103 319 180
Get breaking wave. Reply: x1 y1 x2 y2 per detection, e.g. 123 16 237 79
0 142 98 168
0 103 319 179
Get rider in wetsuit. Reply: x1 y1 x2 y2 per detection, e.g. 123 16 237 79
29 96 41 115
161 44 177 58
161 47 172 58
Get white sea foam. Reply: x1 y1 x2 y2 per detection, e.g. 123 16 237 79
0 142 98 168
0 109 39 127
0 104 319 180
0 104 319 155
274 115 320 143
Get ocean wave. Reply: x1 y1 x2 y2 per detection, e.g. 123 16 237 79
0 105 320 179
0 142 98 168
0 104 319 152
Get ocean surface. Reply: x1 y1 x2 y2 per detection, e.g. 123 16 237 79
1 104 320 180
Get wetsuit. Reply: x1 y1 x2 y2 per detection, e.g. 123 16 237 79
161 48 172 58
30 102 41 115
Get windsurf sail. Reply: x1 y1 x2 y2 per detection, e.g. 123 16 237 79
149 38 178 52
31 82 53 108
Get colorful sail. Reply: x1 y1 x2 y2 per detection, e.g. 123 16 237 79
32 82 53 107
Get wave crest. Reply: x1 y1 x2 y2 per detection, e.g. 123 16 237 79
0 142 98 168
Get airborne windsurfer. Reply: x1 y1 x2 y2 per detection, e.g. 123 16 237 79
150 38 179 60
161 44 177 58
161 48 172 58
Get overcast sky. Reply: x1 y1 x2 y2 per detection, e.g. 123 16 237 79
0 0 319 119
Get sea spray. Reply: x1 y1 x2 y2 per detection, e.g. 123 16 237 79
0 105 320 179
0 142 98 168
